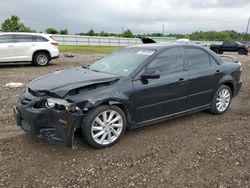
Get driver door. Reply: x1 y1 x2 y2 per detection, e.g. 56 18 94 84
132 47 188 123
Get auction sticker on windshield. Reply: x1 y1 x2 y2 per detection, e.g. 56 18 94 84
137 50 155 56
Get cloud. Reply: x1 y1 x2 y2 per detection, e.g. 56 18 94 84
0 0 249 34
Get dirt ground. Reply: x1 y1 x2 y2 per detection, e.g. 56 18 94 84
0 52 249 188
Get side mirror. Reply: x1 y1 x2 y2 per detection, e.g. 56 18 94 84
141 69 160 80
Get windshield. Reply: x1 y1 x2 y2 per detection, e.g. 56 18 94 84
236 41 243 45
89 48 155 76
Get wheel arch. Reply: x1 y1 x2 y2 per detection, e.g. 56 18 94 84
238 48 247 55
32 49 52 61
96 100 133 126
220 81 235 96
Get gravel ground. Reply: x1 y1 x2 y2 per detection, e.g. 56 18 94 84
0 52 249 188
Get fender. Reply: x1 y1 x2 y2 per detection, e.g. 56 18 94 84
108 101 134 125
32 49 52 60
217 76 235 95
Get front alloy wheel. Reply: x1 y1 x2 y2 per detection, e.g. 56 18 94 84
91 110 123 145
82 105 126 148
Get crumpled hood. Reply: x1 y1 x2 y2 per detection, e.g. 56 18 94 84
28 67 119 97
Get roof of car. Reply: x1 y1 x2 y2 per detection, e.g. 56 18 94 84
0 32 50 36
127 42 204 51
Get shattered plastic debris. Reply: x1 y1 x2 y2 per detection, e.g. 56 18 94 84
63 53 74 58
5 82 25 88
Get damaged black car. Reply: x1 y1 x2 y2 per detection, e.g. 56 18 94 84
14 44 242 148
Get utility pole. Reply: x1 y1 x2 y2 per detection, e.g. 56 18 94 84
245 16 250 39
162 24 165 35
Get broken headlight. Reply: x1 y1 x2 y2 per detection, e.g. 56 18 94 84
45 98 75 111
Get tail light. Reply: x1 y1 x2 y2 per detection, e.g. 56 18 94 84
239 62 243 72
51 42 59 46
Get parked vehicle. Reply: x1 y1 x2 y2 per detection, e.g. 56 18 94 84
14 44 242 148
210 41 250 55
0 32 59 66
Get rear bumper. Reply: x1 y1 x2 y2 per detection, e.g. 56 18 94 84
51 55 59 60
50 48 60 60
14 104 83 148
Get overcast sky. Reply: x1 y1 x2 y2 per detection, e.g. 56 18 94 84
0 0 250 34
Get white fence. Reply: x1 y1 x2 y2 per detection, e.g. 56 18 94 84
52 35 143 46
52 34 214 47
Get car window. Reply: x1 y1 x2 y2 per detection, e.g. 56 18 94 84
0 35 13 43
147 47 184 74
34 36 49 42
223 41 231 46
210 56 218 66
223 41 236 46
187 48 210 70
14 35 33 42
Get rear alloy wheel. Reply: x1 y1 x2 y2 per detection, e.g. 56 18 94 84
82 105 126 148
210 85 232 114
238 49 246 55
218 50 223 54
33 52 50 66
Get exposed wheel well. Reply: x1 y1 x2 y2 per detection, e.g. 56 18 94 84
32 50 51 61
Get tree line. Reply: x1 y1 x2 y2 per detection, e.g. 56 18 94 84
1 15 249 41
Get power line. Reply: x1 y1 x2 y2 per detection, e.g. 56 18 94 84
245 16 250 35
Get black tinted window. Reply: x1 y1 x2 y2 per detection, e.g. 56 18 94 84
14 35 33 42
223 41 236 46
0 35 12 43
187 48 210 70
34 36 48 42
148 47 184 74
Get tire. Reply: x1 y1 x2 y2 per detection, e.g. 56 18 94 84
33 52 50 66
82 105 126 148
238 49 246 55
213 48 220 54
218 50 223 54
209 85 232 115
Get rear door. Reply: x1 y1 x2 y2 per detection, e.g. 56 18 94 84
0 35 16 62
186 47 221 109
14 34 34 61
133 47 188 123
223 41 237 52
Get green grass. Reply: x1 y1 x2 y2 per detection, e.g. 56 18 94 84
59 45 120 54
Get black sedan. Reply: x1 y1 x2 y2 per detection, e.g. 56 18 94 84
14 44 242 148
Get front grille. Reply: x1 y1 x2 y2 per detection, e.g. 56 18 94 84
33 99 47 109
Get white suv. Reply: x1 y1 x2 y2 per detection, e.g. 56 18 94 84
0 32 59 66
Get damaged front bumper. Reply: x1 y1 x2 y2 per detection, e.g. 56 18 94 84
13 90 84 148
